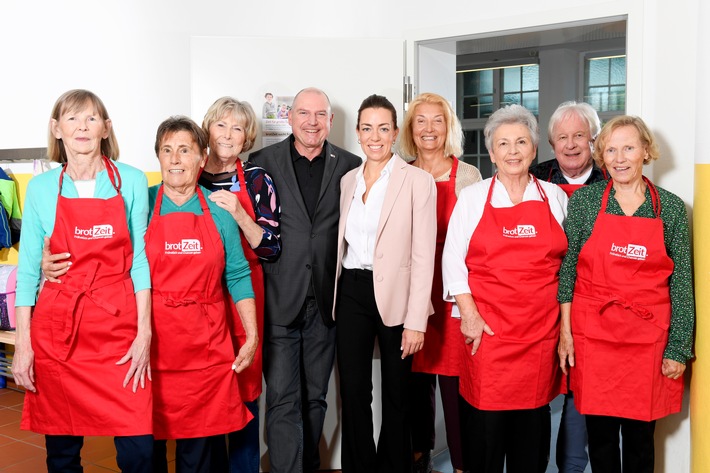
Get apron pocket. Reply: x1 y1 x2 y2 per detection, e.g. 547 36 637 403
152 303 211 370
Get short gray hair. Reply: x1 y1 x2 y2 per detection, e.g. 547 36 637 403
484 104 538 152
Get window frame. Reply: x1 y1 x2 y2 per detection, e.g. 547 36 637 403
456 60 541 177
579 48 627 122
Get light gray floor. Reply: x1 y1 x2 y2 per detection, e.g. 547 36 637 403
431 394 592 473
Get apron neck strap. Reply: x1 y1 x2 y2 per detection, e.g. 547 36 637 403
156 185 209 214
532 174 548 201
449 156 459 180
236 159 247 191
103 157 121 193
600 176 661 217
196 186 209 213
645 176 661 217
58 156 120 197
488 173 546 204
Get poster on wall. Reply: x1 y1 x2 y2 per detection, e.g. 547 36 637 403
261 93 293 148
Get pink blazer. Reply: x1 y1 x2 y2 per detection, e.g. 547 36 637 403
334 155 437 332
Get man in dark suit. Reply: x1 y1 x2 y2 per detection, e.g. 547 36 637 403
249 87 361 473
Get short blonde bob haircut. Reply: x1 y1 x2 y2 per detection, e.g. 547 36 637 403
399 93 463 159
202 97 258 154
48 89 119 163
592 115 660 169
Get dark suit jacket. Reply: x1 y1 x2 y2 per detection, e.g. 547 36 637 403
249 136 361 327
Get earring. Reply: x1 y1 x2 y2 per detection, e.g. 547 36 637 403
357 140 361 144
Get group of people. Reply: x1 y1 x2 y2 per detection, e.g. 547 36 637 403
9 85 693 473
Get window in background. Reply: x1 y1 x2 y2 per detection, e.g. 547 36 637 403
584 54 626 121
458 64 540 177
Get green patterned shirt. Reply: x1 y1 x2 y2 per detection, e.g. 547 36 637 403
557 180 694 363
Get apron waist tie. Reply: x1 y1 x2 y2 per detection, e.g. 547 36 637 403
46 261 129 360
598 297 668 331
157 292 225 361
600 297 653 319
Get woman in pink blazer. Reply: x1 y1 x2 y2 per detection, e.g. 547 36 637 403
333 94 437 473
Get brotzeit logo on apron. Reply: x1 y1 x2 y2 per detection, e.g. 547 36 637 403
609 243 647 261
502 225 537 238
74 225 114 240
164 239 202 255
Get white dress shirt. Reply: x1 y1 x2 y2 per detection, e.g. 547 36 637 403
562 166 593 185
442 176 568 311
342 156 396 270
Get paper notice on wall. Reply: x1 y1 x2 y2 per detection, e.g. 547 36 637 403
261 94 293 147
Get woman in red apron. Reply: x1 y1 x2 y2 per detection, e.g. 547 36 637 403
148 116 257 473
12 90 153 472
401 93 482 473
558 116 694 473
442 104 569 473
198 97 281 473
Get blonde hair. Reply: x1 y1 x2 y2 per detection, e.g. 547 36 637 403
399 93 463 159
202 97 258 153
593 115 659 169
48 89 119 163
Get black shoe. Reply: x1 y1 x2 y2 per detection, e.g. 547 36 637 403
413 451 433 473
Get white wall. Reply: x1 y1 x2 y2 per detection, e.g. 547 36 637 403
1 1 700 471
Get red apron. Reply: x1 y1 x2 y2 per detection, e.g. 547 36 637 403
22 158 152 436
558 184 583 198
146 186 251 439
570 178 682 421
412 157 461 376
459 175 566 410
227 160 264 402
547 166 583 198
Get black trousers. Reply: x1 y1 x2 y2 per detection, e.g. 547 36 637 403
460 399 551 473
409 372 465 469
336 268 412 473
586 414 656 473
263 296 336 473
45 434 153 473
153 437 211 473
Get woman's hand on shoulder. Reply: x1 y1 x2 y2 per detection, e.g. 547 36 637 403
208 189 246 220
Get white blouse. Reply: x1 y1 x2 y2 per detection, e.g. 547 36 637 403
342 156 396 270
442 176 568 308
